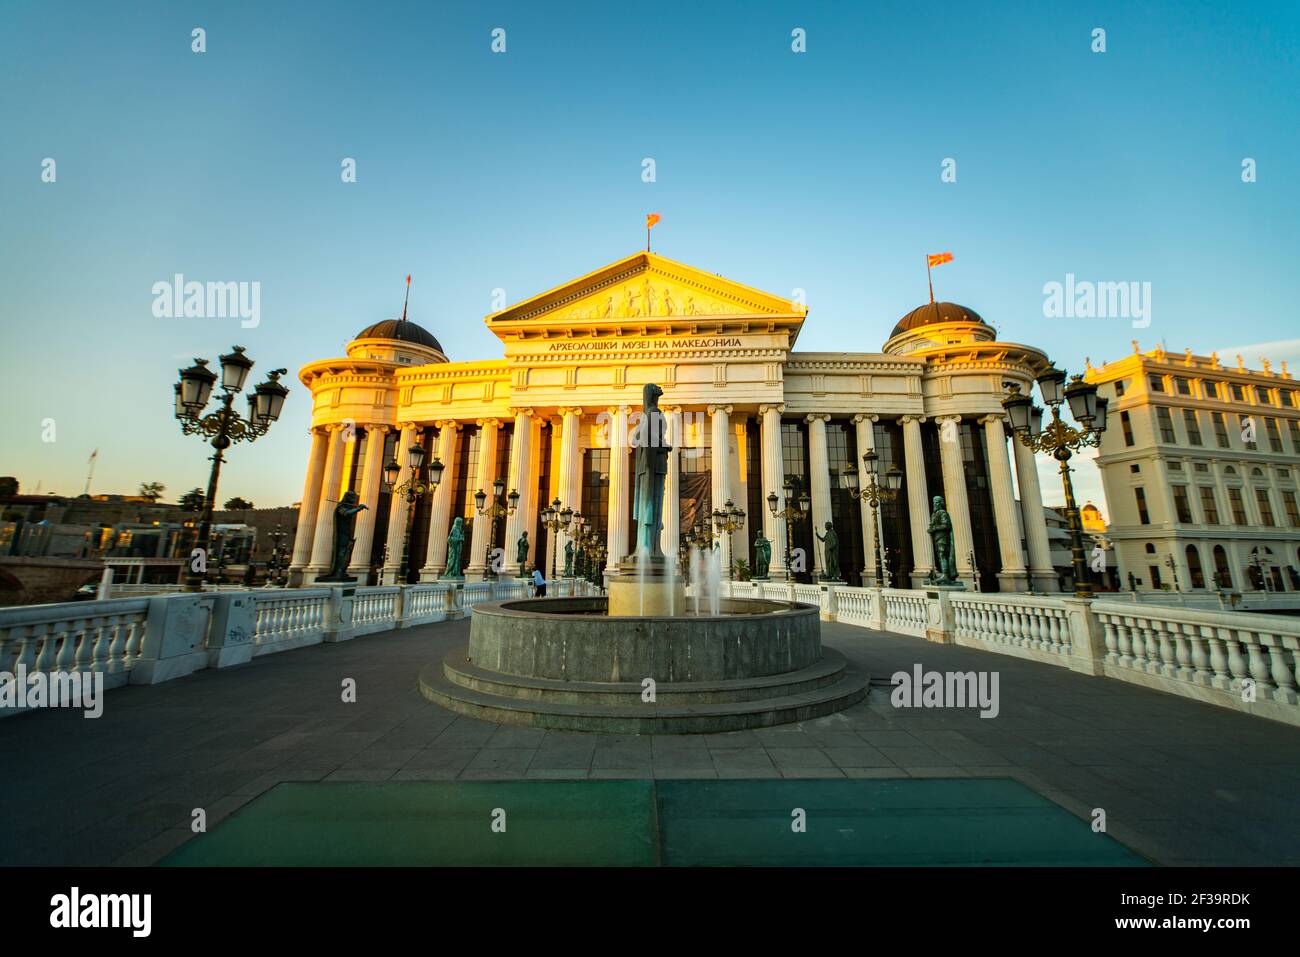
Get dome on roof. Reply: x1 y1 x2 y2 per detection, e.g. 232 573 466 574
890 301 986 339
354 319 443 353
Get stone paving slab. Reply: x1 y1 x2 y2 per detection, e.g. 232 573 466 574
0 617 1297 865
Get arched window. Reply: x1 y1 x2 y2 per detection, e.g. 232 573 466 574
1185 545 1205 589
1144 542 1156 554
1213 545 1232 589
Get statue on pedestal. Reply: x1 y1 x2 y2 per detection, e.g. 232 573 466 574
516 532 529 574
563 539 574 577
442 516 466 579
815 521 841 581
753 532 771 579
319 491 367 582
927 495 958 585
631 383 671 559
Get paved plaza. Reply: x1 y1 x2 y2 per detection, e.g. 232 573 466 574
3 618 1299 866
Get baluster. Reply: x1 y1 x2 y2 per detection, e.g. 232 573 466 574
1244 636 1275 694
1155 622 1176 677
1100 615 1118 663
1172 624 1192 682
1187 625 1210 685
91 615 115 671
1207 628 1231 689
1225 633 1249 692
1263 639 1297 703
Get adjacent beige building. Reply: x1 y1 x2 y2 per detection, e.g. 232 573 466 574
1086 344 1300 593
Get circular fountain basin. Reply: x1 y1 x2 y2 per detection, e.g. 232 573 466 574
419 596 869 733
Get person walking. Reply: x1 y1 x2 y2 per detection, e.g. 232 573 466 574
531 564 547 597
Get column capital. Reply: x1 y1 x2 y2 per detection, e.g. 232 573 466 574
934 413 962 425
507 407 535 419
476 417 502 430
558 407 584 418
804 413 831 424
606 404 631 417
707 404 734 416
758 403 786 416
396 421 420 433
897 414 927 426
365 423 393 435
434 419 463 432
979 413 1007 428
852 413 879 424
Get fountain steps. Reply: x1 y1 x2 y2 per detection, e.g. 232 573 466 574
419 648 868 733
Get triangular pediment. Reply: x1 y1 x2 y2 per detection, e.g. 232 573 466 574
486 252 804 330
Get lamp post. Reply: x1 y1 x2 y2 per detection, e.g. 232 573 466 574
1002 367 1109 599
840 449 902 587
266 523 287 586
474 477 519 579
382 442 444 584
175 347 289 591
765 479 811 580
712 499 745 575
1163 553 1180 592
538 497 573 583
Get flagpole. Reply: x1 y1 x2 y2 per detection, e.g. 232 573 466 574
401 275 411 323
646 226 651 253
927 256 935 305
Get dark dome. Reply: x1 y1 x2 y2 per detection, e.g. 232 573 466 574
354 319 443 353
890 301 985 338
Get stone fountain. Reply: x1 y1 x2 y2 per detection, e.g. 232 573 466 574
419 384 868 733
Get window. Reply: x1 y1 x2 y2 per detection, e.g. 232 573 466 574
1290 419 1300 452
1231 383 1246 401
1149 375 1166 393
1120 410 1134 446
1129 463 1140 473
1282 390 1295 408
1145 542 1157 554
1204 380 1220 399
1156 407 1176 443
1169 461 1183 472
1172 486 1193 523
1174 377 1191 395
1186 545 1206 589
1284 491 1300 528
1114 379 1127 396
1213 546 1232 589
1241 415 1257 445
1227 487 1248 525
1265 418 1284 452
1150 565 1163 589
1212 412 1230 448
1135 487 1150 525
1256 488 1275 526
1199 487 1220 524
1194 462 1209 473
1182 409 1202 445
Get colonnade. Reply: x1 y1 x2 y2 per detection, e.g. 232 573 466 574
289 408 1055 590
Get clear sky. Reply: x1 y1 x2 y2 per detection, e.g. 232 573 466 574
2 0 1297 517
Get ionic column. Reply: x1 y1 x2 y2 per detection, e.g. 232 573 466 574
502 410 533 577
853 414 879 585
982 415 1029 591
900 415 932 585
556 408 583 573
288 428 328 584
760 404 788 580
380 423 418 584
346 425 389 578
420 421 460 580
305 424 348 581
606 405 630 564
466 418 501 580
806 413 833 579
709 404 734 577
936 415 977 586
1012 437 1056 590
544 416 563 578
660 407 682 565
524 415 543 568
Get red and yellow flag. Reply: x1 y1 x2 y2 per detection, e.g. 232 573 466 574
646 213 662 229
927 252 953 268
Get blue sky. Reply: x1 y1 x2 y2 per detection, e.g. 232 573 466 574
1 0 1297 515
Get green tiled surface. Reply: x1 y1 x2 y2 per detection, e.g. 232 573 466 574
163 777 1146 866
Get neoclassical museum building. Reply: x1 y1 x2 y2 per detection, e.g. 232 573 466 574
287 251 1059 592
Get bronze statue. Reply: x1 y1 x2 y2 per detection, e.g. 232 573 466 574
927 495 958 584
319 491 367 582
814 520 841 581
631 382 671 558
753 531 771 579
443 516 466 579
516 531 529 570
563 539 574 577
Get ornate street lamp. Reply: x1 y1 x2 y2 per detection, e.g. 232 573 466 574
766 479 811 580
1163 553 1180 592
1002 368 1109 598
539 497 572 583
475 476 518 579
712 499 746 575
382 442 444 583
840 449 902 587
174 347 289 591
265 523 288 586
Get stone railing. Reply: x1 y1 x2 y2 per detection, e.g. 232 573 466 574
0 578 545 718
950 592 1077 663
880 588 930 638
1092 601 1299 725
834 586 878 629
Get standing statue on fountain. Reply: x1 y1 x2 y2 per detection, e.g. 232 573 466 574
516 532 529 575
442 516 466 579
753 531 771 579
631 382 671 559
563 539 574 577
814 521 841 581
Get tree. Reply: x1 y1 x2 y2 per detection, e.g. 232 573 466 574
138 481 165 502
0 476 18 498
224 496 254 510
180 488 206 512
